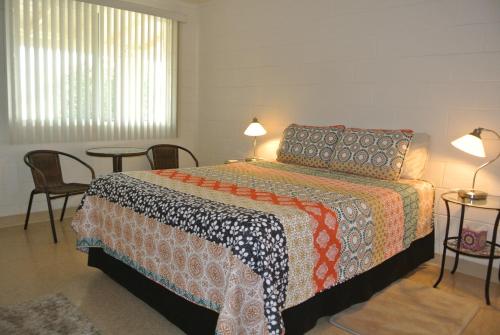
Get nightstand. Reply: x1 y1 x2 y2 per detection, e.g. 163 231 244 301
224 159 245 164
433 191 500 304
224 158 264 164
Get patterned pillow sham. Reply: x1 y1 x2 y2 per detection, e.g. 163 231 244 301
276 124 345 168
330 128 414 181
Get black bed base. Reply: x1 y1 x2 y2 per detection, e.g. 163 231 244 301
88 231 434 335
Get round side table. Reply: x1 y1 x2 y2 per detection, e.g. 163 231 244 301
433 191 500 304
86 147 147 173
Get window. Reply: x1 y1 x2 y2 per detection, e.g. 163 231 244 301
5 0 177 143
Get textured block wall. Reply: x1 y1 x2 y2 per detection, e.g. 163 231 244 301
198 0 500 260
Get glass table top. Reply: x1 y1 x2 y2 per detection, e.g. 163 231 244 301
86 147 147 156
442 191 500 210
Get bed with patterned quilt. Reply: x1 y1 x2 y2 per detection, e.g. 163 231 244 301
72 158 434 335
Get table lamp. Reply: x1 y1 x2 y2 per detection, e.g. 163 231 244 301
451 127 500 200
244 117 267 161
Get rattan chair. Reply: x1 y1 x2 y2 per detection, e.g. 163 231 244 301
146 144 199 170
24 150 95 243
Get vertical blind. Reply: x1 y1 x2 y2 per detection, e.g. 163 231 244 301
5 0 178 143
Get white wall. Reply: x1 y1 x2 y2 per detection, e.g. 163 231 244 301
0 0 200 217
2 0 500 266
198 0 500 256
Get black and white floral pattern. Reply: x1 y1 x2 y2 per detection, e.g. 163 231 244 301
83 173 289 334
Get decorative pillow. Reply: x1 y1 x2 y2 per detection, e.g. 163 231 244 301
276 124 345 168
330 128 414 180
400 133 430 180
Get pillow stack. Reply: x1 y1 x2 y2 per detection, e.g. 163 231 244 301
276 124 345 168
330 128 414 180
400 133 430 180
277 124 420 181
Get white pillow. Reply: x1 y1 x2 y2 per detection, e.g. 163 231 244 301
400 133 430 180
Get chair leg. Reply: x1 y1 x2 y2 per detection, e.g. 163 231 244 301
60 194 69 222
24 190 36 230
45 193 58 243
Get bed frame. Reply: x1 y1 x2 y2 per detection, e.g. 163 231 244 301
88 231 434 334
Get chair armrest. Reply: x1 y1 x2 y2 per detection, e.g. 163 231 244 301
185 149 199 167
146 144 199 169
145 150 155 169
23 157 49 192
59 152 96 180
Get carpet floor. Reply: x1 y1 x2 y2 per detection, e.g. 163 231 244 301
330 279 480 335
0 293 100 335
0 215 499 334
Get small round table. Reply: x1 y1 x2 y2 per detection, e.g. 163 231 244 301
433 191 500 304
86 147 147 173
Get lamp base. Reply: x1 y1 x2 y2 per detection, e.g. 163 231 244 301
245 157 262 162
458 189 488 200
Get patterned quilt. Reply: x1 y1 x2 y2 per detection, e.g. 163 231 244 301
71 161 434 335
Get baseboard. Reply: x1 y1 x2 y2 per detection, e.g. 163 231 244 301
0 207 77 229
430 253 500 284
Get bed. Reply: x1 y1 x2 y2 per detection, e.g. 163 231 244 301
72 159 434 335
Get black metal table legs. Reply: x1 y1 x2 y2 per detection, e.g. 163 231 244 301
112 156 123 173
450 205 466 274
435 199 500 305
434 201 451 288
484 211 500 305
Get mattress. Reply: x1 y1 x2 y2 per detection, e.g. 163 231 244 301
71 161 434 335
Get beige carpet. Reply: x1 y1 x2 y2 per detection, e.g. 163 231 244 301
0 293 100 335
330 279 480 335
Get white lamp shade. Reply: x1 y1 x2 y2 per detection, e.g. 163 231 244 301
451 134 486 158
244 118 267 137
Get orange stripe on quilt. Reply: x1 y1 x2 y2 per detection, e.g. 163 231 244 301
220 163 406 261
151 169 341 292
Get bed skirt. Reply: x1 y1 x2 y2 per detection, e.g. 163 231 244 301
88 230 434 335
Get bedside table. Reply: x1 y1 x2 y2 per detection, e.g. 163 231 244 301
224 158 264 164
224 159 244 164
433 191 500 304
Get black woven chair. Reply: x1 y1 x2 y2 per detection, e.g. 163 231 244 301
24 150 95 243
146 144 199 170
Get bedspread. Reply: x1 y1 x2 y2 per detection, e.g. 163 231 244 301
71 161 434 335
